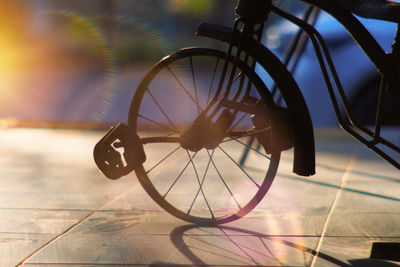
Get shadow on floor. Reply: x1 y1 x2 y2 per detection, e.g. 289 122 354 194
149 224 399 266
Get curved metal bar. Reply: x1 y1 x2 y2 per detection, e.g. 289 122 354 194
271 5 400 169
197 23 316 176
300 0 393 76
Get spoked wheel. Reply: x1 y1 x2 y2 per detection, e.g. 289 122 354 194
128 48 281 225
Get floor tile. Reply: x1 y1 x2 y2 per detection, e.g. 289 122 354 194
325 211 400 238
0 233 54 267
312 237 400 267
0 128 398 266
0 209 90 234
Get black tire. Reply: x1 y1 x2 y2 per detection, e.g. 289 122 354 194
128 47 281 225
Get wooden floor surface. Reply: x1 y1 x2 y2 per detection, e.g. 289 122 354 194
0 127 399 266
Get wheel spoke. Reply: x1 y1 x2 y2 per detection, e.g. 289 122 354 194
133 48 280 224
207 57 220 104
228 112 248 133
146 88 179 132
167 66 202 112
146 146 181 174
223 126 271 143
138 113 178 133
189 56 201 113
208 149 242 210
232 72 247 100
163 151 198 198
223 59 238 98
218 145 260 188
233 138 271 160
186 150 214 218
188 149 215 214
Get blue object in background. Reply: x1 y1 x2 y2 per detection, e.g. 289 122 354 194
264 12 399 126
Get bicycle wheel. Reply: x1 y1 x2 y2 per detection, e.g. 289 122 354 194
128 47 281 225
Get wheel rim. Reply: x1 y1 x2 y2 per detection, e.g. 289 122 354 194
129 48 280 225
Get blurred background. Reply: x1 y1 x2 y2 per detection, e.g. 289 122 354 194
0 0 399 127
0 0 240 126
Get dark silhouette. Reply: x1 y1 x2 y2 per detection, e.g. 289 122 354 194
334 0 400 22
94 0 400 225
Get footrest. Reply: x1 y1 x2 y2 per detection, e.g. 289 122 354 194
93 123 146 180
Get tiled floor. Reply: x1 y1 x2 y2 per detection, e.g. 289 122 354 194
0 127 399 266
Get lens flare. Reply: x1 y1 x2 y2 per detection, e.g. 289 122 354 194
0 5 178 127
46 9 118 125
100 15 173 53
47 10 173 129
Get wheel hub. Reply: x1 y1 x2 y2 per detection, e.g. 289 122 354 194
179 110 235 152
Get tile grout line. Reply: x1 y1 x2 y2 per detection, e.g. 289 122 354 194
309 146 359 267
16 182 141 266
15 211 95 267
